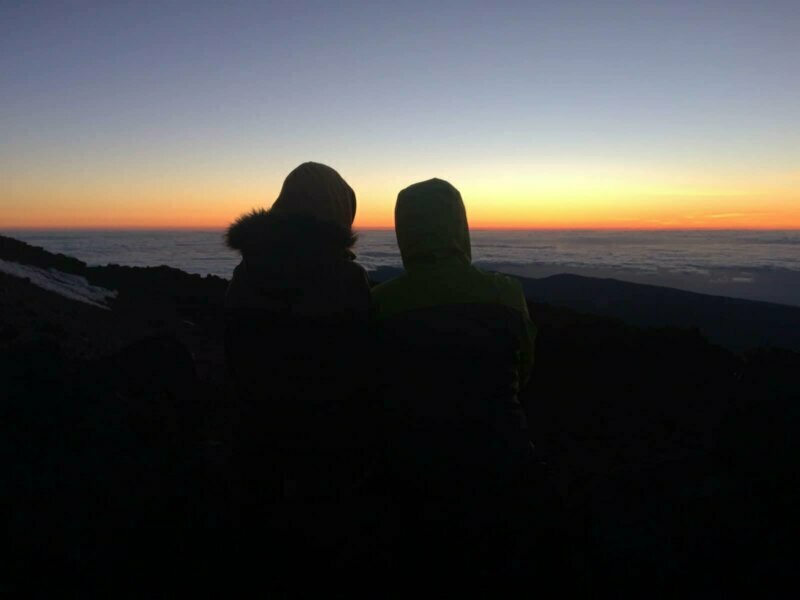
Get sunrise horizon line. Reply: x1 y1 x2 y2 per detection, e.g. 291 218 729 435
4 225 800 232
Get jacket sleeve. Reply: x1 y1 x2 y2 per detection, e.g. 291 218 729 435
517 299 537 389
492 273 537 391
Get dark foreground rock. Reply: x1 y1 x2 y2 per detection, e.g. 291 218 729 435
2 235 799 594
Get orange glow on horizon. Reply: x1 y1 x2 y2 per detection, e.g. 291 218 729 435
6 213 799 231
4 168 799 230
4 202 800 231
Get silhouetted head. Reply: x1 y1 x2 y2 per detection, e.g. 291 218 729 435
394 178 472 268
225 162 357 257
271 162 356 228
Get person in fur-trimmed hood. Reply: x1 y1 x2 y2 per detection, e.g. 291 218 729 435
224 162 375 507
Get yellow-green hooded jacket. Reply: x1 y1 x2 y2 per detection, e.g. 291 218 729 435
372 179 536 490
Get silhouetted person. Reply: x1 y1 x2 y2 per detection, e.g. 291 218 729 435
372 178 537 497
224 162 374 514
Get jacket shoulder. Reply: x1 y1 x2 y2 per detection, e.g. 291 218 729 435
371 266 529 321
371 272 409 299
226 257 371 317
472 267 528 313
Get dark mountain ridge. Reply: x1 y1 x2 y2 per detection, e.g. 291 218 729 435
371 264 800 353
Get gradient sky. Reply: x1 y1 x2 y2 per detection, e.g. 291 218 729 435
2 0 798 229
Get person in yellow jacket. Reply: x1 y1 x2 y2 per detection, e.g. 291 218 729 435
372 178 537 495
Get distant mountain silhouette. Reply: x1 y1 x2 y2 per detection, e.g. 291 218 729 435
370 265 800 352
0 234 86 274
519 272 800 352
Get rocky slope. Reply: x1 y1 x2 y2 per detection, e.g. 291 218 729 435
2 234 798 594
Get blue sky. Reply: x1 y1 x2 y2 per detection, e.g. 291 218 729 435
2 1 798 227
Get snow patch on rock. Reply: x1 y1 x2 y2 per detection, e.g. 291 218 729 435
0 259 117 309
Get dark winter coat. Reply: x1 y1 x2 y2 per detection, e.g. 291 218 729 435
224 173 374 500
371 179 537 493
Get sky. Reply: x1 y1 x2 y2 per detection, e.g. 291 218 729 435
1 0 798 229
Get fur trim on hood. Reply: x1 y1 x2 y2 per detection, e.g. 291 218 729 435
225 208 357 258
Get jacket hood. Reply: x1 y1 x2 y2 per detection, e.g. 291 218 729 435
271 162 356 228
225 208 357 259
394 178 472 268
